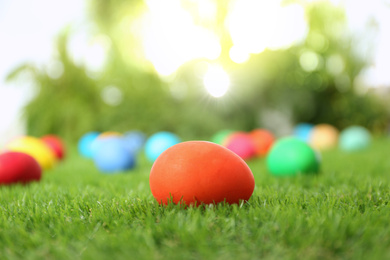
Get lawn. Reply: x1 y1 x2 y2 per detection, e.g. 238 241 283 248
1 137 390 260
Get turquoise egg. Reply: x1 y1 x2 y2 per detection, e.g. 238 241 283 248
145 132 180 162
339 126 371 151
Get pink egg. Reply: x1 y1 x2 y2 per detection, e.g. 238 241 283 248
225 132 256 160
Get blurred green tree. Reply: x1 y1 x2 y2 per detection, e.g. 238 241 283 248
7 0 389 141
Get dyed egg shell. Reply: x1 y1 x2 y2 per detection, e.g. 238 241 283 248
249 129 275 157
266 137 320 176
6 136 56 170
210 129 235 145
225 132 256 160
309 124 339 151
123 130 146 154
150 141 255 206
41 134 66 160
145 132 180 162
78 132 100 158
98 131 122 139
293 123 314 142
0 151 42 185
339 126 371 151
221 131 243 146
93 137 136 173
90 132 124 156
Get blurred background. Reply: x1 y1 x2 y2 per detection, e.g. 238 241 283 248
1 0 389 145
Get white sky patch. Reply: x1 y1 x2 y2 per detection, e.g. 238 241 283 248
67 31 111 78
343 0 390 88
45 60 65 79
0 0 86 141
226 0 307 56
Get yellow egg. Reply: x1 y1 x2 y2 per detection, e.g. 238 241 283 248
6 136 57 170
309 124 339 151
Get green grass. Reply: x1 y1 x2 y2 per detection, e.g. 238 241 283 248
2 138 390 259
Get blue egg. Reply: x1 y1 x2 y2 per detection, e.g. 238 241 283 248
92 137 136 173
293 123 314 142
145 131 180 162
123 130 147 154
339 126 371 151
78 132 100 158
90 136 119 158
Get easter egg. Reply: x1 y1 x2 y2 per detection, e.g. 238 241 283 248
98 131 122 138
145 132 180 162
249 129 275 157
210 129 235 145
90 132 125 157
339 126 371 151
225 132 256 160
6 136 56 170
221 131 243 146
149 141 255 205
266 137 319 176
309 124 339 151
93 137 135 173
123 130 146 154
41 134 66 160
0 152 42 185
78 132 100 158
293 123 314 142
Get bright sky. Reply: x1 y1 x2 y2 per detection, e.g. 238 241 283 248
0 0 86 146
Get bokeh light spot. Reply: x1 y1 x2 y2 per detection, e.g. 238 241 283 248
203 65 230 98
326 54 345 75
300 51 320 72
101 85 123 106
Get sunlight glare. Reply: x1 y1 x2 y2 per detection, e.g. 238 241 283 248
229 45 250 64
203 65 230 98
226 0 307 54
141 0 221 76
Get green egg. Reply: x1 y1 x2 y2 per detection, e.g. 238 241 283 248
266 137 320 176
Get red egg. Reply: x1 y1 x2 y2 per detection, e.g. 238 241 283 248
225 132 256 160
41 135 66 160
149 141 255 206
249 129 275 157
0 152 42 185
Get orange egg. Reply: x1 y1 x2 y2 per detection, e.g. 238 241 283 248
249 129 275 157
309 124 339 151
98 131 122 139
149 141 255 206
